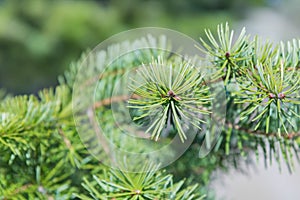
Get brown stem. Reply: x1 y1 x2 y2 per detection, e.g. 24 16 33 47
58 129 72 149
226 121 300 139
93 94 139 109
93 94 300 140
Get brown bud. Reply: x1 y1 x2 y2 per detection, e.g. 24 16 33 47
269 93 276 99
174 95 181 101
167 90 181 100
278 93 285 99
225 52 230 59
167 90 175 97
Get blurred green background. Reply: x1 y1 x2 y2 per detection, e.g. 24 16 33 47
0 0 267 94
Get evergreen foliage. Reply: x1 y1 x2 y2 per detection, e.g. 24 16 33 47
0 23 299 199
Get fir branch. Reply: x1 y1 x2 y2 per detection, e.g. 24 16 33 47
76 163 206 200
235 59 300 136
128 57 211 142
198 22 252 84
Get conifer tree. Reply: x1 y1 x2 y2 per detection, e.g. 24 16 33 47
0 23 299 199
